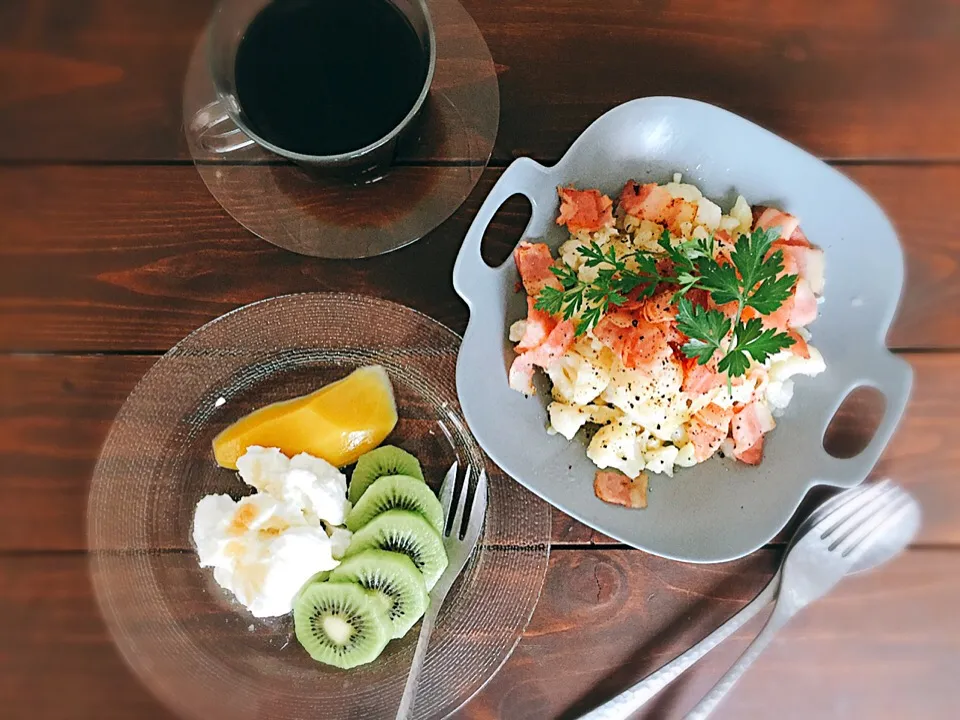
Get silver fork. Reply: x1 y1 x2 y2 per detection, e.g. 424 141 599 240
395 462 488 720
577 480 920 720
684 479 917 719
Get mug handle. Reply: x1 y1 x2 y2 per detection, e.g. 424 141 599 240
189 99 256 154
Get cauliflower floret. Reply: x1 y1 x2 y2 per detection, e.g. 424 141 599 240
664 180 703 203
695 196 722 231
765 345 827 411
602 358 687 441
548 402 621 440
718 215 740 233
644 443 680 476
674 443 698 468
587 421 647 479
547 340 614 406
627 218 668 252
548 402 588 440
709 376 758 410
766 379 795 412
728 194 753 236
562 229 620 282
559 237 586 270
691 225 712 242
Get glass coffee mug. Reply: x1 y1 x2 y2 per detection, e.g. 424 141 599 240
189 0 437 180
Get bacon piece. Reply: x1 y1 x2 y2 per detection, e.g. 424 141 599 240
515 296 558 353
736 435 765 465
789 279 818 327
514 241 561 297
619 181 695 232
557 187 614 233
642 289 676 324
787 330 811 359
593 310 671 372
594 470 648 509
732 401 776 465
687 403 734 462
507 320 576 395
754 207 800 241
774 242 825 295
682 357 724 396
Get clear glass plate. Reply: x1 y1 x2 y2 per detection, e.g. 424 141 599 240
182 0 499 259
88 294 550 720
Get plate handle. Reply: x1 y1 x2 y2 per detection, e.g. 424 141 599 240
453 157 552 305
817 351 913 484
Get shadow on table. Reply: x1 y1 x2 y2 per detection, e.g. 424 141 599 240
556 568 767 720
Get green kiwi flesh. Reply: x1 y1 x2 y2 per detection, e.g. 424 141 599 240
346 474 444 534
344 510 448 590
293 582 391 669
328 549 429 639
349 446 423 504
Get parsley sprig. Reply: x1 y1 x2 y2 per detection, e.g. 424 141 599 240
675 227 797 376
535 242 664 335
533 225 800 378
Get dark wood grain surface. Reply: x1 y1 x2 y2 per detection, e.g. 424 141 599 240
2 0 960 161
2 164 960 352
1 0 958 718
2 550 957 719
3 352 956 552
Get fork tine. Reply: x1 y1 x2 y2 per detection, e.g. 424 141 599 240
810 482 874 523
439 462 458 532
450 465 471 539
836 488 914 557
817 479 893 540
462 470 487 548
822 482 899 548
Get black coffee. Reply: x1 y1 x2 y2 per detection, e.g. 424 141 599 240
234 0 428 156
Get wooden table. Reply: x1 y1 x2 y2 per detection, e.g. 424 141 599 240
2 1 959 718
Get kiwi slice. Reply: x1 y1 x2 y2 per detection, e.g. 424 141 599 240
344 510 448 591
293 582 391 669
328 549 429 639
349 446 424 504
346 475 444 534
293 569 330 606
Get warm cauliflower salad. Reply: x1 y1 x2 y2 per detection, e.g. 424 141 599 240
507 175 826 508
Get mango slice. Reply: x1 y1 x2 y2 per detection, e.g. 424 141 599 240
213 365 398 469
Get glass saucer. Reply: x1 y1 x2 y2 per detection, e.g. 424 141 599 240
87 294 550 720
182 0 499 259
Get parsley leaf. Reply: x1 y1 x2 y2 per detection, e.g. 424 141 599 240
716 348 751 377
734 317 796 364
579 305 604 333
718 318 796 376
534 240 664 336
732 227 780 288
534 285 566 316
694 256 739 306
681 226 800 376
534 264 584 319
748 272 797 314
676 298 731 365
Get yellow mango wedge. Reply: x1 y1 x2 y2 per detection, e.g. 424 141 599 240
213 365 398 470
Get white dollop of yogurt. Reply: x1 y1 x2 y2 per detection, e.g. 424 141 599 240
193 446 353 618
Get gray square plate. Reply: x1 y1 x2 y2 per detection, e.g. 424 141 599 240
453 96 912 562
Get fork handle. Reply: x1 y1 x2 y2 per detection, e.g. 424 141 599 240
577 571 781 720
684 602 795 720
395 596 443 720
